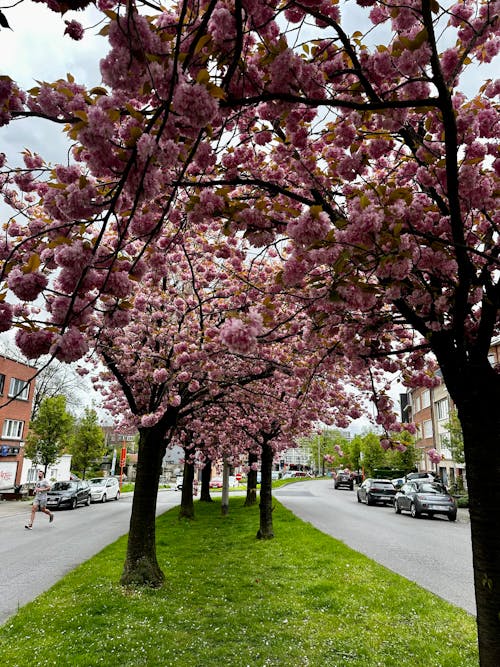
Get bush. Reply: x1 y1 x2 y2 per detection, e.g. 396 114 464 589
455 495 469 508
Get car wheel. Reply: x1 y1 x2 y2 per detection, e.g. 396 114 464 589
101 494 107 503
349 483 353 490
71 498 77 510
85 495 90 506
115 491 120 501
410 502 421 518
448 511 457 522
366 494 374 506
394 500 401 514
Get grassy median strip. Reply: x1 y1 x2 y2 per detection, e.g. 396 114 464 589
1 497 477 667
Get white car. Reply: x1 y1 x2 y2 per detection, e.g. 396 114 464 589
89 477 120 503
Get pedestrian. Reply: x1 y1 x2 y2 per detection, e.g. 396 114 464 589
25 470 54 529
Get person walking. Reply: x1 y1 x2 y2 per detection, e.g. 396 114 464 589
25 470 54 529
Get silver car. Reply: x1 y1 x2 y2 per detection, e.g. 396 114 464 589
394 481 457 521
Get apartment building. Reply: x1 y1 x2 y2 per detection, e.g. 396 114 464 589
0 355 35 491
404 378 465 487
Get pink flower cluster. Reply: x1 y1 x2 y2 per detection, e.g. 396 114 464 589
427 448 442 465
220 310 264 354
7 269 48 302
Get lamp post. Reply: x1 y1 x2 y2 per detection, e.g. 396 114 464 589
317 434 321 477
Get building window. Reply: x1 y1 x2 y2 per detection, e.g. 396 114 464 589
436 398 449 421
2 419 24 439
413 395 421 413
8 377 30 401
0 374 5 395
421 390 430 409
423 420 433 438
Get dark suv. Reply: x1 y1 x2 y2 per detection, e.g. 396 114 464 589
334 471 354 490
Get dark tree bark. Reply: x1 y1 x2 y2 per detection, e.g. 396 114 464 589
436 346 500 667
179 454 195 519
245 450 258 507
221 460 230 516
257 440 274 540
121 424 167 587
199 459 212 502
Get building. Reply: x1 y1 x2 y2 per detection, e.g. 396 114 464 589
402 339 500 488
0 355 36 491
404 378 465 487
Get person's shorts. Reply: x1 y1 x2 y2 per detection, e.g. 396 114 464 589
33 498 47 510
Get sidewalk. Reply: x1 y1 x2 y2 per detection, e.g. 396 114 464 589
0 497 33 518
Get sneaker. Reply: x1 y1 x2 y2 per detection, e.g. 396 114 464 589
25 524 32 530
49 514 54 523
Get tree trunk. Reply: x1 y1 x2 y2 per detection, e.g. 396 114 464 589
121 425 166 587
221 460 230 516
199 459 212 502
437 349 500 667
179 456 195 519
245 451 258 507
257 441 274 540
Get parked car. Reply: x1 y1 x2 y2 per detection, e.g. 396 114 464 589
46 480 91 510
394 480 457 521
88 477 120 503
405 472 437 483
334 470 354 490
209 477 223 488
176 476 184 490
357 478 396 505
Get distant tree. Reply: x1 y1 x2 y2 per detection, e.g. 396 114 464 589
385 431 419 473
442 409 465 465
24 395 74 474
70 407 106 479
31 361 82 419
359 432 387 478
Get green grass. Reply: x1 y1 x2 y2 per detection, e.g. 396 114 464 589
0 498 477 667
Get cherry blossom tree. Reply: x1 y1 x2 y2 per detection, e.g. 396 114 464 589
1 0 499 662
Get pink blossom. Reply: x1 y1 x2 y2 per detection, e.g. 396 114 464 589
64 21 85 41
220 311 264 354
52 328 89 363
0 302 13 332
428 448 442 464
153 368 169 384
8 268 48 301
172 82 218 128
15 329 55 358
141 413 161 428
287 210 330 246
441 48 460 81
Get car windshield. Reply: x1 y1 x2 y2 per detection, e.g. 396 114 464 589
51 481 75 491
89 479 105 485
417 482 447 494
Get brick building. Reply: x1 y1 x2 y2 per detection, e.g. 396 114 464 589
0 355 35 491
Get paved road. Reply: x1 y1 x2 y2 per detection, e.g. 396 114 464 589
0 490 181 626
275 479 475 614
